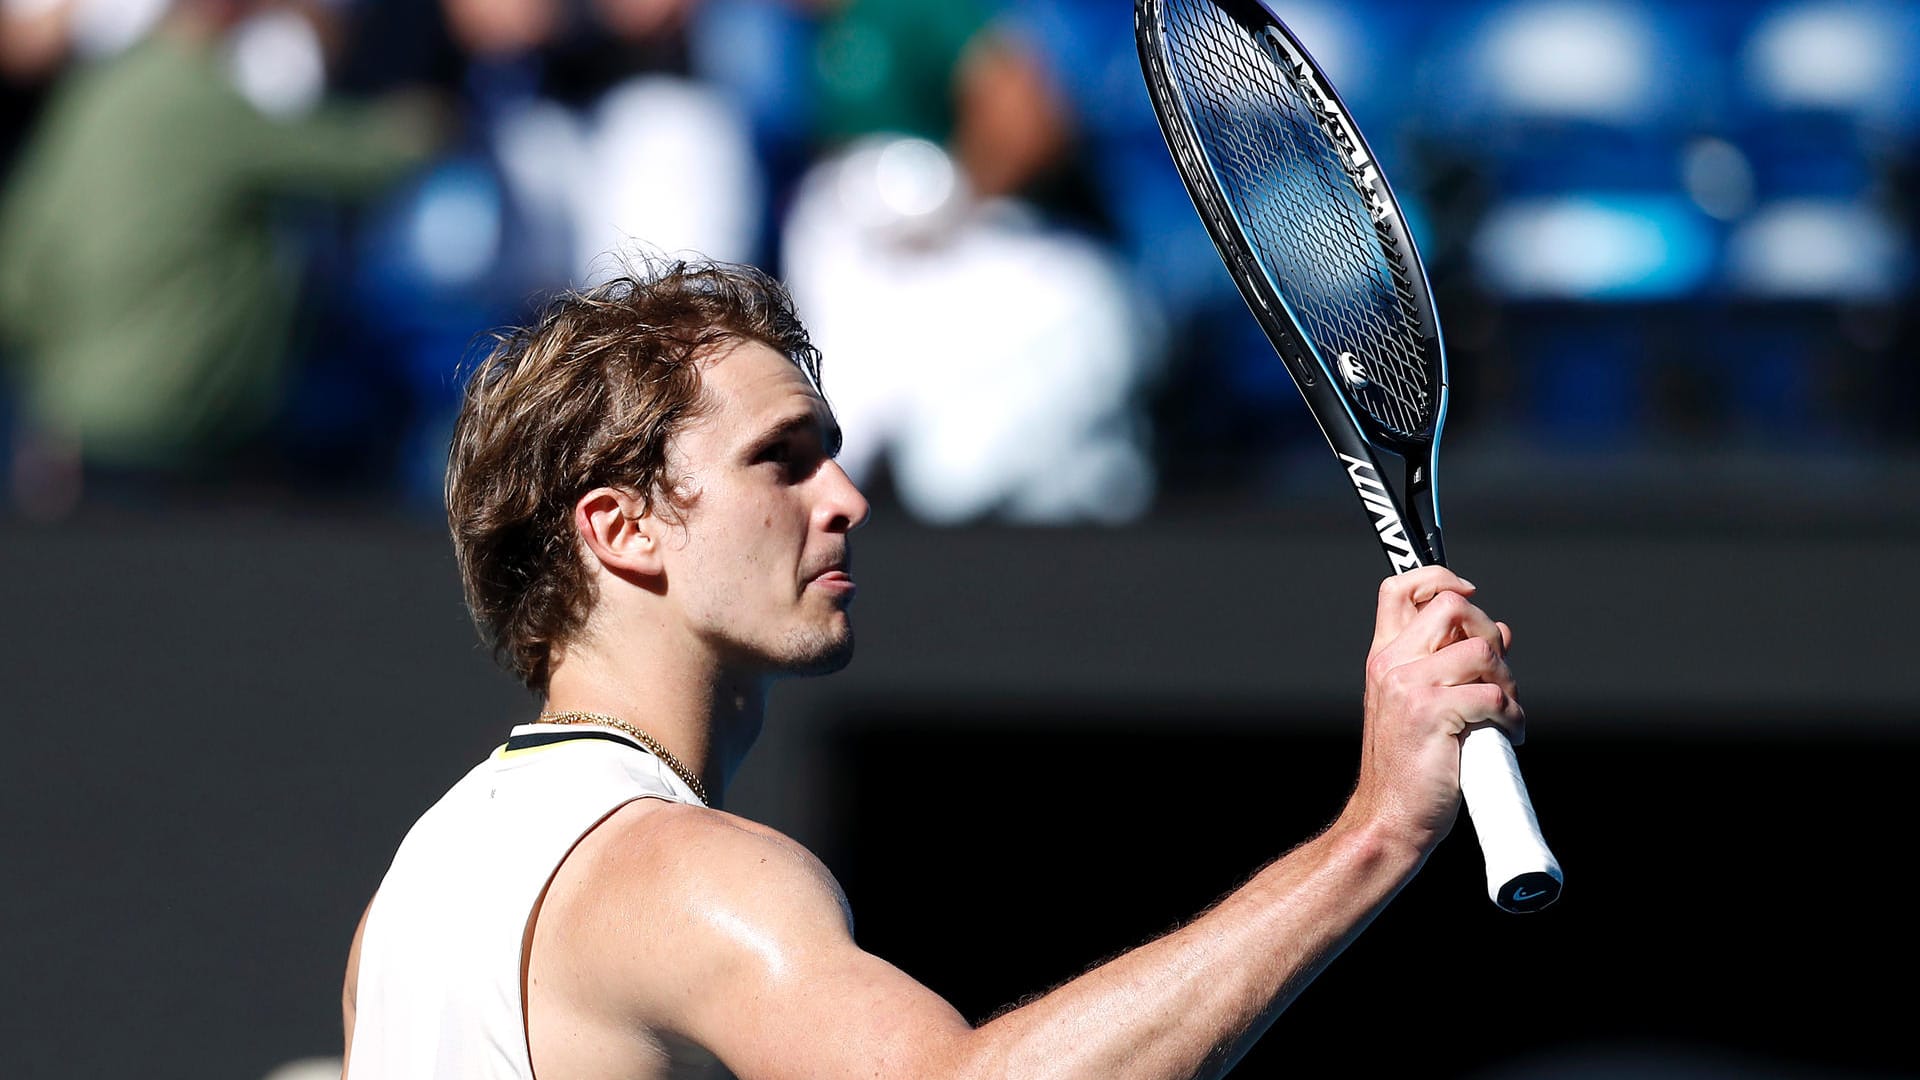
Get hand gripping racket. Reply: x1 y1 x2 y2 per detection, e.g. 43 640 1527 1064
1136 0 1562 912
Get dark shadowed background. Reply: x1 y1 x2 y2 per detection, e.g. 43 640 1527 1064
2 495 1915 1078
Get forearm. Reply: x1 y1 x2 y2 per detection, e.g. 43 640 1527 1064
955 820 1425 1080
243 100 437 198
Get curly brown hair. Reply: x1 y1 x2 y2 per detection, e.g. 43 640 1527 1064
445 258 826 691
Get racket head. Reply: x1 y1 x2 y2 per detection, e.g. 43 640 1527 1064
1137 0 1451 564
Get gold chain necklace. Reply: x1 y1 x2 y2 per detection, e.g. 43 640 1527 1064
536 710 710 807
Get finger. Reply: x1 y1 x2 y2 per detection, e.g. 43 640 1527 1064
1375 589 1505 670
1418 635 1519 699
1436 682 1528 745
1371 566 1477 651
1497 621 1514 654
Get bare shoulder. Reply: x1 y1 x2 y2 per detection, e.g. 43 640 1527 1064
537 798 855 1019
576 798 848 918
533 799 976 1078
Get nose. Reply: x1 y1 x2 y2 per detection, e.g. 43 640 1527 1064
816 459 871 534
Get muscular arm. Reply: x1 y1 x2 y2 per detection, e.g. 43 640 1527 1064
547 567 1520 1080
963 818 1421 1077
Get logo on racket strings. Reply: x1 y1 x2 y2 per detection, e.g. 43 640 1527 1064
1337 453 1423 573
1336 351 1371 389
1260 29 1391 227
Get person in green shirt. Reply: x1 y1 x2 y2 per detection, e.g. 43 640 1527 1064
0 0 439 510
811 0 1071 204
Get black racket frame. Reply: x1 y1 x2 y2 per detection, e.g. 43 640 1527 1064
1136 0 1448 573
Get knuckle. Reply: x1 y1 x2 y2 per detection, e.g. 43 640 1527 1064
1379 661 1417 696
1365 649 1395 682
1463 635 1496 665
1460 682 1504 717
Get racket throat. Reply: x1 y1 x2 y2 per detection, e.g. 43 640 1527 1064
1336 447 1443 571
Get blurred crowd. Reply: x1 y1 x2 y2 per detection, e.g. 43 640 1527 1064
0 0 1915 523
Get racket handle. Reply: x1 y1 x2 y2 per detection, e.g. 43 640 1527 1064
1459 726 1562 913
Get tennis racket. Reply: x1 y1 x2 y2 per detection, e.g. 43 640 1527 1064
1135 0 1562 912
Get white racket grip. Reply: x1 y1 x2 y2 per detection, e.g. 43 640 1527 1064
1459 726 1562 912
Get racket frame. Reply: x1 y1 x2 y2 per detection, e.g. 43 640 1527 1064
1135 0 1446 576
1136 0 1563 913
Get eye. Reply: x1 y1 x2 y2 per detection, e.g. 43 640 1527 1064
755 441 810 482
757 433 829 482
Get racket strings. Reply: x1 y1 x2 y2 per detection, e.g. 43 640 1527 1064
1159 0 1434 437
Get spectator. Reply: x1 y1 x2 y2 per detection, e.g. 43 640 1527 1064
327 0 571 507
565 0 763 276
0 0 440 517
784 0 1158 524
340 0 770 508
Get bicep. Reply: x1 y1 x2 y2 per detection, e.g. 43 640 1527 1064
685 913 977 1080
589 815 979 1080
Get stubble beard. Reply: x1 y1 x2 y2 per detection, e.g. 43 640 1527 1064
772 616 855 677
710 608 855 678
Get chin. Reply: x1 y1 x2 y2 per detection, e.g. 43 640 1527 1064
773 621 855 677
786 630 855 676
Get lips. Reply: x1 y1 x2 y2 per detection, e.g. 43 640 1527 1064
804 550 851 582
807 565 856 597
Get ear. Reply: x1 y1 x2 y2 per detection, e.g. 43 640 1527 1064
574 486 665 579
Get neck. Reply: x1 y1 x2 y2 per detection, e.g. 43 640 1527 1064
542 641 766 810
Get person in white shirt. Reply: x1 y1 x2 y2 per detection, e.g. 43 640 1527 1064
342 256 1525 1080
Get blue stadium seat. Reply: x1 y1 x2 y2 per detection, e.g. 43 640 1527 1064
1412 0 1721 188
1420 0 1729 321
1412 0 1734 445
1735 0 1920 137
1722 0 1916 301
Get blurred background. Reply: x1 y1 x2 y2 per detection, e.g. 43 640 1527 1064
0 0 1914 1077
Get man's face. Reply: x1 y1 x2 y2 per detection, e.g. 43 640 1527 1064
655 339 869 676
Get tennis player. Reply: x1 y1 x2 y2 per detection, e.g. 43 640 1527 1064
341 258 1524 1079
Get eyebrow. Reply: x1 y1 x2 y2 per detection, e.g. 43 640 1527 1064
744 410 843 461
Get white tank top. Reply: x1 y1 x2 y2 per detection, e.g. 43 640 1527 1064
347 722 704 1079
